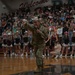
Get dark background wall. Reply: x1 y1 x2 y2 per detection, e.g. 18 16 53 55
0 0 75 14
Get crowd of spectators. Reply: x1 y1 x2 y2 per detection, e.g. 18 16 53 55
0 3 75 59
19 0 48 8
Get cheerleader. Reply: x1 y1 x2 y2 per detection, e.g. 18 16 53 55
43 33 50 57
68 27 73 58
2 30 8 57
71 30 75 57
60 31 69 58
22 31 29 57
7 30 13 57
14 31 21 56
28 30 33 55
50 30 58 51
0 37 2 51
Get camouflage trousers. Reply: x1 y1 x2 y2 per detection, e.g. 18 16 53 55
35 44 45 70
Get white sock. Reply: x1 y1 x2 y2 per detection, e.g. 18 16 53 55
55 55 58 59
60 54 62 57
65 55 67 58
48 53 49 56
70 54 73 57
10 54 12 57
4 53 6 57
26 52 28 57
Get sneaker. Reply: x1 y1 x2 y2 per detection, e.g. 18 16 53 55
70 54 73 58
45 54 46 57
60 54 62 58
42 55 45 58
55 55 58 59
10 54 12 57
21 54 24 57
26 52 28 57
4 53 6 57
65 55 67 58
47 54 50 57
12 52 15 55
15 54 18 57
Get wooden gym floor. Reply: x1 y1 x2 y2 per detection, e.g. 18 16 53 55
0 54 75 75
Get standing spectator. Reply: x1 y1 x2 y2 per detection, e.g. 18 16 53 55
60 31 69 58
62 24 69 35
68 27 73 57
2 30 8 57
57 26 63 44
71 29 75 57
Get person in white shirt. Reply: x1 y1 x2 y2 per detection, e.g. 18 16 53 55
57 26 63 44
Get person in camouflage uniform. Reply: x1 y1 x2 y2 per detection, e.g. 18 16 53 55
23 17 48 71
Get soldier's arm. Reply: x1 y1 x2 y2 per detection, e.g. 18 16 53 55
25 23 34 33
42 27 49 38
45 34 50 43
37 29 46 37
37 27 48 39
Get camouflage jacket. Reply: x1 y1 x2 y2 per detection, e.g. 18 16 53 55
25 23 48 46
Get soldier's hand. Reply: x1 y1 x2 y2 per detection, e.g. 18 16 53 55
36 29 41 33
45 41 47 44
